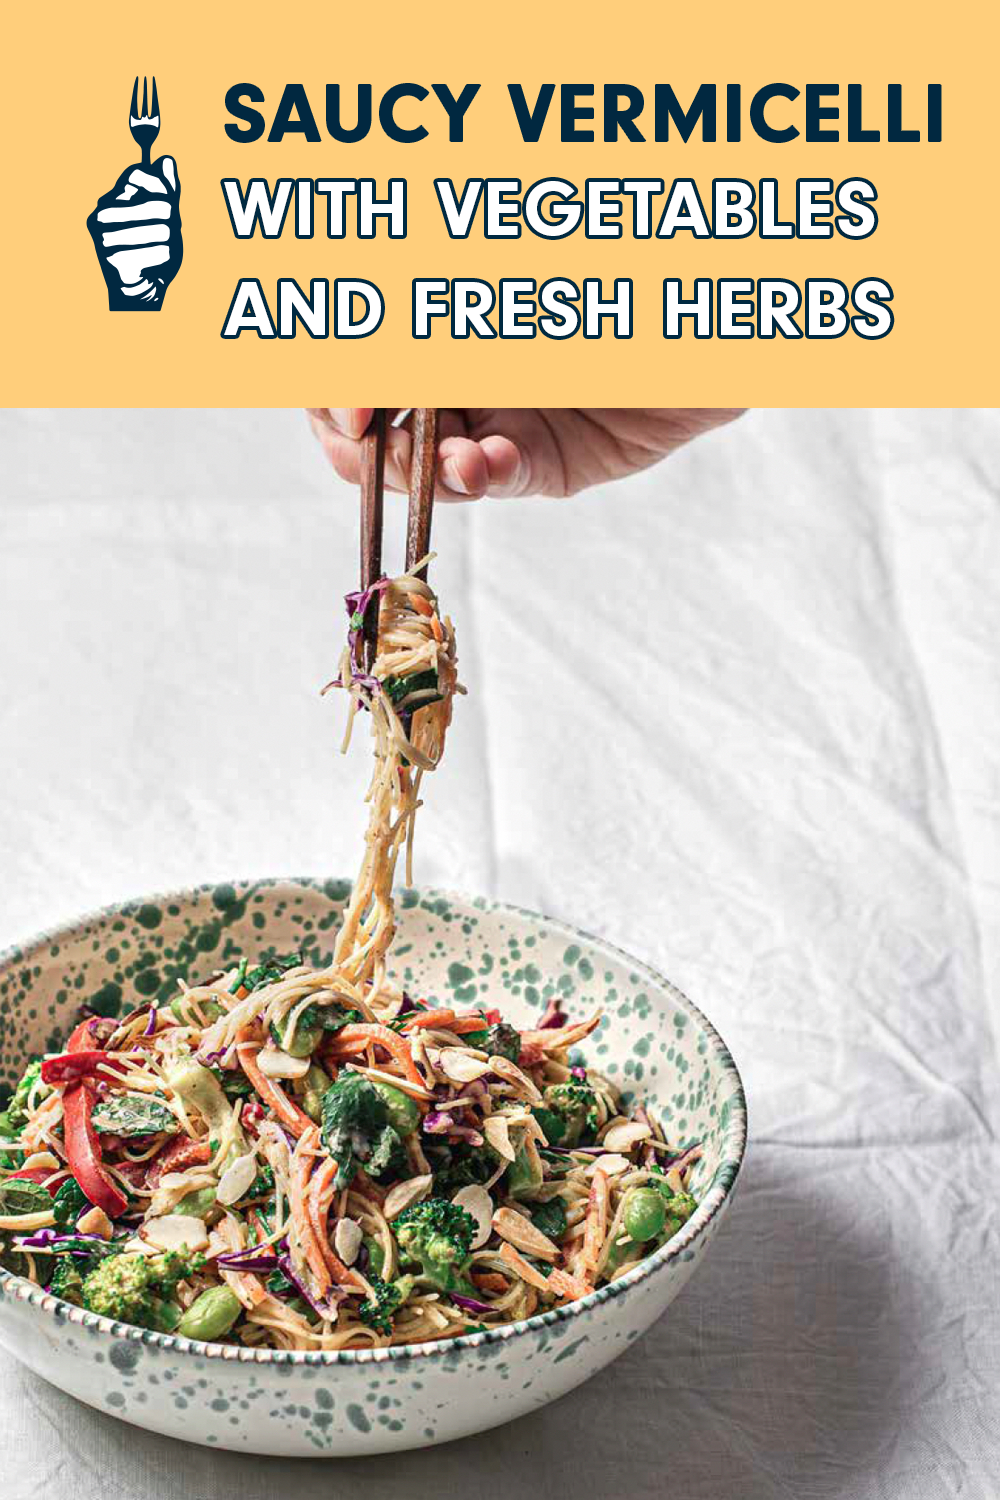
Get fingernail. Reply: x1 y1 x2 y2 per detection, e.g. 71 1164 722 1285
442 459 470 495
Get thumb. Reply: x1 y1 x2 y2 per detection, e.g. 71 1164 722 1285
155 156 180 194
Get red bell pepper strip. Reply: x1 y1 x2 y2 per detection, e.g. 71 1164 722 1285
6 1168 66 1194
146 1135 212 1187
40 1051 129 1086
57 1020 128 1219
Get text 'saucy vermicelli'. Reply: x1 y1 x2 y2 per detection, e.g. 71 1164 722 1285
0 565 700 1349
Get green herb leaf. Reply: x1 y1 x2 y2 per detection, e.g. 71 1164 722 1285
0 1178 52 1218
319 1071 403 1190
243 953 303 993
90 1095 177 1137
530 1197 567 1241
382 669 440 706
53 1178 92 1228
321 1007 362 1033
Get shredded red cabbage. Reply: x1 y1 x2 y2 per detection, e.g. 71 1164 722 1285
450 1293 493 1315
216 1247 280 1273
345 576 390 665
538 999 568 1030
143 1005 159 1037
277 1252 344 1319
17 1228 114 1254
540 1144 607 1156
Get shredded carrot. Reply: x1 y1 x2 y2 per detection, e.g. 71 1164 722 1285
471 1271 509 1295
290 1130 332 1296
430 614 444 643
325 1036 368 1059
400 1008 455 1031
448 1014 489 1034
331 1023 424 1087
308 1157 365 1291
352 1168 386 1207
407 592 433 616
400 1009 488 1034
214 1217 267 1308
518 1010 603 1054
578 1168 610 1283
237 1038 313 1138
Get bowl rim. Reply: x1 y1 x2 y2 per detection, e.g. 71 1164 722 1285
0 876 748 1367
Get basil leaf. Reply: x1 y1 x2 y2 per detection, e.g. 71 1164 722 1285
382 669 440 706
53 1178 92 1228
321 1007 361 1033
319 1071 402 1190
0 1178 52 1217
530 1197 567 1241
244 953 303 993
90 1095 177 1137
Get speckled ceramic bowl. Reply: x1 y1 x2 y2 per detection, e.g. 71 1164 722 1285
0 878 746 1456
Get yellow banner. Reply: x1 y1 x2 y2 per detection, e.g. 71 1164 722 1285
1 0 995 406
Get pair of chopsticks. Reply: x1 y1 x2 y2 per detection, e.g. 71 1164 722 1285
359 409 438 672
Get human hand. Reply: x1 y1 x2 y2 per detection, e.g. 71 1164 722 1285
86 157 183 311
307 408 743 500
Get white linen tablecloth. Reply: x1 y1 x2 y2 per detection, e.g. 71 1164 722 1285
1 406 998 1499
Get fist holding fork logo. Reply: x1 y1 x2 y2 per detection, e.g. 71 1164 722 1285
86 77 183 311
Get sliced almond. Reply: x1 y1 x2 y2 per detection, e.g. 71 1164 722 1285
121 1237 159 1256
216 1152 258 1206
452 1185 494 1249
437 1050 492 1084
585 1153 631 1178
333 1217 364 1266
487 1056 542 1104
601 1120 652 1153
142 1214 209 1252
77 1206 113 1240
491 1207 559 1262
383 1173 433 1221
21 1151 59 1173
256 1046 310 1080
483 1114 516 1162
347 1064 436 1102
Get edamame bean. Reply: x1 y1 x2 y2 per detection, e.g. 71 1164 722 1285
370 1080 420 1134
170 996 224 1024
301 1064 331 1123
623 1186 667 1243
171 1186 217 1218
272 1014 322 1058
363 1235 385 1276
176 1285 241 1341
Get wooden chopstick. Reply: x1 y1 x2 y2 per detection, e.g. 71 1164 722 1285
406 409 438 580
358 407 438 673
359 409 387 673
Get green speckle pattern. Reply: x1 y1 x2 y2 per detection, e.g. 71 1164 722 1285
0 877 746 1457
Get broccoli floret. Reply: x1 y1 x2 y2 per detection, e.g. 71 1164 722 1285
394 1198 477 1295
464 1022 521 1063
424 1140 494 1196
649 1169 697 1232
7 1060 48 1130
540 1082 598 1146
357 1272 411 1335
48 1256 88 1306
81 1250 203 1332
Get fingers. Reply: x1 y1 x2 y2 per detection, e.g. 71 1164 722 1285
307 411 528 503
